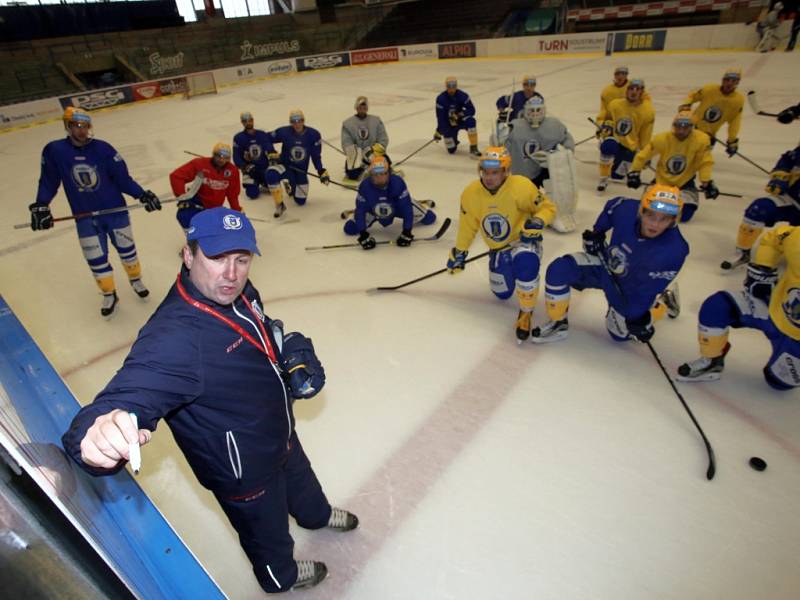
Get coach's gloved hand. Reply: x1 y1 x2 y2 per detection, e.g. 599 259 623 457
626 313 655 343
765 171 789 196
626 171 642 189
138 190 162 212
520 217 544 244
744 263 778 304
358 230 376 250
725 138 739 157
319 169 331 186
701 180 719 200
29 203 53 231
433 131 443 141
447 247 468 273
282 332 325 399
396 229 414 247
582 229 606 257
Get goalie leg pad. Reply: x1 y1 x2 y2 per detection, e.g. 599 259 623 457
544 147 579 233
345 145 362 172
281 332 325 400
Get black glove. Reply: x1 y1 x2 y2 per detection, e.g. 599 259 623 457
701 180 719 200
358 230 376 250
725 138 739 157
138 190 161 212
396 229 413 247
497 108 511 122
582 229 606 257
267 152 280 166
242 163 255 175
745 263 778 304
626 171 642 189
433 130 443 141
29 203 53 231
319 170 331 186
777 104 799 124
626 313 654 343
282 332 325 399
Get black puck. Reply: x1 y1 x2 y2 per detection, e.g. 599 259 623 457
749 456 767 472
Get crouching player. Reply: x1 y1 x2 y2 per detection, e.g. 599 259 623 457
678 225 800 390
532 185 688 343
445 147 556 342
344 156 436 250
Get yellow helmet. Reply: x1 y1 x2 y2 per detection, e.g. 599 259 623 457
479 146 511 171
63 106 91 128
289 108 305 123
212 142 232 159
640 184 683 222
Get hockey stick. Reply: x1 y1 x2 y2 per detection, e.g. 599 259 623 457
711 137 770 175
306 217 451 251
321 138 347 156
184 150 203 157
597 252 716 480
746 91 779 117
574 133 597 147
367 247 494 294
393 138 438 168
287 165 357 191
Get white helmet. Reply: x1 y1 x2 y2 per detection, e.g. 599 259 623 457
774 2 784 11
523 97 546 128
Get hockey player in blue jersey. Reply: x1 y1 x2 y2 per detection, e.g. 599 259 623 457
496 75 544 122
233 111 276 200
264 109 331 218
433 76 481 158
532 184 688 344
29 107 161 318
720 144 800 270
343 156 436 250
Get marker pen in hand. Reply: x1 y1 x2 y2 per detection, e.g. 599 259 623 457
128 412 142 475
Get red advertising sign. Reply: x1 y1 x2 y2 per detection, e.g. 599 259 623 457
132 82 162 101
350 47 399 65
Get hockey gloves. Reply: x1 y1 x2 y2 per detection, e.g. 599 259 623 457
282 332 325 400
319 170 331 186
396 229 414 247
520 218 544 244
766 171 790 196
433 131 443 141
358 231 376 250
29 203 53 231
371 143 386 157
626 171 642 189
531 150 550 168
725 138 739 157
582 229 606 257
447 248 468 274
745 263 778 304
598 121 614 139
138 190 162 212
267 152 280 166
777 103 800 124
701 180 720 200
626 313 655 343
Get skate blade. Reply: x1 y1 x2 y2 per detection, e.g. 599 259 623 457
675 372 721 383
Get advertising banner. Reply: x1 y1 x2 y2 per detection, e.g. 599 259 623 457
438 41 477 59
59 85 134 111
535 34 608 54
398 44 437 61
350 47 399 65
296 52 351 71
0 97 62 131
612 30 667 52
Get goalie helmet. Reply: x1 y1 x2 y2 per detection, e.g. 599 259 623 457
479 146 511 172
640 184 683 223
523 97 546 128
212 142 232 160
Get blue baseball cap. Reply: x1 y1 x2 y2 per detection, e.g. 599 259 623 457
187 208 260 256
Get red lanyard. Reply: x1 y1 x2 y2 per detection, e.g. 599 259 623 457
175 275 277 364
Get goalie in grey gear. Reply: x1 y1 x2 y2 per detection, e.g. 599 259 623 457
341 96 390 180
506 97 579 232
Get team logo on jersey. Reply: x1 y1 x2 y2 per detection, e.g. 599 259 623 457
615 118 633 137
71 164 99 191
248 144 262 160
666 154 687 175
703 106 722 123
222 214 243 230
523 140 541 159
290 145 307 163
481 213 511 242
782 287 800 327
606 245 629 276
224 169 232 178
374 201 393 218
357 125 369 141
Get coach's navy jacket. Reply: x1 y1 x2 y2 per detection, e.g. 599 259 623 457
62 267 295 496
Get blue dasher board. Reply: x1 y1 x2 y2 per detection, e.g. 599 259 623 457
0 295 226 600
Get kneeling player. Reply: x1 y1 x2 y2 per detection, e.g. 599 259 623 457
532 185 688 344
445 147 556 342
433 77 480 158
678 225 800 390
233 111 276 200
720 144 800 270
344 156 436 250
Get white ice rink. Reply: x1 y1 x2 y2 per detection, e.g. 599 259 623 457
1 49 799 599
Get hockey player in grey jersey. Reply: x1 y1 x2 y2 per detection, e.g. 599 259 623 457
341 96 390 180
506 97 580 232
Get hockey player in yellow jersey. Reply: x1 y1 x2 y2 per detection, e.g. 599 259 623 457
446 146 556 342
596 66 630 124
627 111 717 222
678 225 800 390
597 78 655 192
679 68 744 157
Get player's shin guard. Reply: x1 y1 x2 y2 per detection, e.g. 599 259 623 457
269 184 283 207
94 275 116 294
544 284 570 322
735 219 763 250
698 325 729 359
515 282 539 342
467 131 478 146
650 302 668 322
121 259 141 280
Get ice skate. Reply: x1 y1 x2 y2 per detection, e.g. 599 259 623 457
327 507 359 531
273 202 287 219
515 310 532 343
720 248 750 271
469 145 481 159
596 177 608 192
129 278 150 300
101 292 118 319
291 561 327 590
531 318 569 343
676 344 730 382
659 283 680 319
